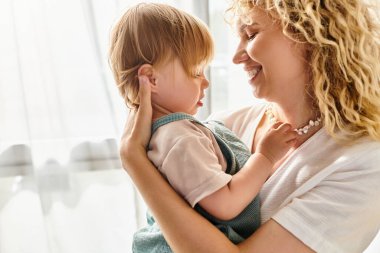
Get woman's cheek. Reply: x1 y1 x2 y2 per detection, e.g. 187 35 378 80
247 37 267 60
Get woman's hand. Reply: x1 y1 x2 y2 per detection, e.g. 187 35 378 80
120 75 152 169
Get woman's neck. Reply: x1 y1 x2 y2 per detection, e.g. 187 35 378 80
267 101 322 147
271 101 319 129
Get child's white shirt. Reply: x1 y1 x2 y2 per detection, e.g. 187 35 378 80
148 119 230 207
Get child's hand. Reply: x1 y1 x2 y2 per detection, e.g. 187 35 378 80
119 76 152 169
255 122 297 165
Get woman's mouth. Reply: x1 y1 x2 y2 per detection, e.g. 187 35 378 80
246 66 262 82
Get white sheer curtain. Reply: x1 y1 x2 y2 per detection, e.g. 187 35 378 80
1 0 379 252
0 0 200 252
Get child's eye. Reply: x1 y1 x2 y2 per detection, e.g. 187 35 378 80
194 70 204 77
193 65 209 78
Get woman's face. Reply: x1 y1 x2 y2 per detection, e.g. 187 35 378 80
232 8 309 103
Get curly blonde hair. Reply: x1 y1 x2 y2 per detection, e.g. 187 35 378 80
109 3 214 109
227 0 380 142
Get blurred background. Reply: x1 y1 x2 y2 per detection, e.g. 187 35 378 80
0 0 378 252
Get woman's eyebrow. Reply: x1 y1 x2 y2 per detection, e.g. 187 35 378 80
238 24 247 34
238 22 259 33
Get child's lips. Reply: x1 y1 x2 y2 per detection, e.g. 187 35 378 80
197 95 204 106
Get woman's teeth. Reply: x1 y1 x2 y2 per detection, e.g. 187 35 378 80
247 67 262 79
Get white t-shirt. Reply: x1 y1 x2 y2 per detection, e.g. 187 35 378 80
148 119 231 207
210 102 380 253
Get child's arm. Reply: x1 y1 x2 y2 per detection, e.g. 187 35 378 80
198 122 297 220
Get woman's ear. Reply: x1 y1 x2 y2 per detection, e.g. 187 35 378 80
138 64 158 93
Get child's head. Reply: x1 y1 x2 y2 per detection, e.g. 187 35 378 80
109 3 214 110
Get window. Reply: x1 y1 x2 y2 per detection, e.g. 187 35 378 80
0 1 208 252
208 0 260 115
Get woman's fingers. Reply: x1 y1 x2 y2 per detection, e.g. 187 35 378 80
120 75 153 163
122 109 137 140
131 76 152 141
120 108 137 165
138 76 152 112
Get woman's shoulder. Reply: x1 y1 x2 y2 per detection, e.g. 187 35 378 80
305 130 380 168
347 137 380 166
328 135 380 159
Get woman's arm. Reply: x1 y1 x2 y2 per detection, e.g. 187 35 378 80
238 219 314 253
122 76 314 253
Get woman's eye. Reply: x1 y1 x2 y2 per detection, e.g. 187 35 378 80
247 33 257 41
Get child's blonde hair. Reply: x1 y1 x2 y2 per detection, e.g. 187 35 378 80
109 3 214 109
227 0 380 142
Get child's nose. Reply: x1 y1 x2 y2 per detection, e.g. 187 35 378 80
202 78 209 89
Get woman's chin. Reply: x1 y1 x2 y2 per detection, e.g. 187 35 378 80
250 87 264 99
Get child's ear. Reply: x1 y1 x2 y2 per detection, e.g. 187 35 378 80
137 64 158 92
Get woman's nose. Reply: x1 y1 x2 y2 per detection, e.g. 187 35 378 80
232 46 249 64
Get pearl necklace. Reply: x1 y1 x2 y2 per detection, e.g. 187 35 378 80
265 105 322 135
